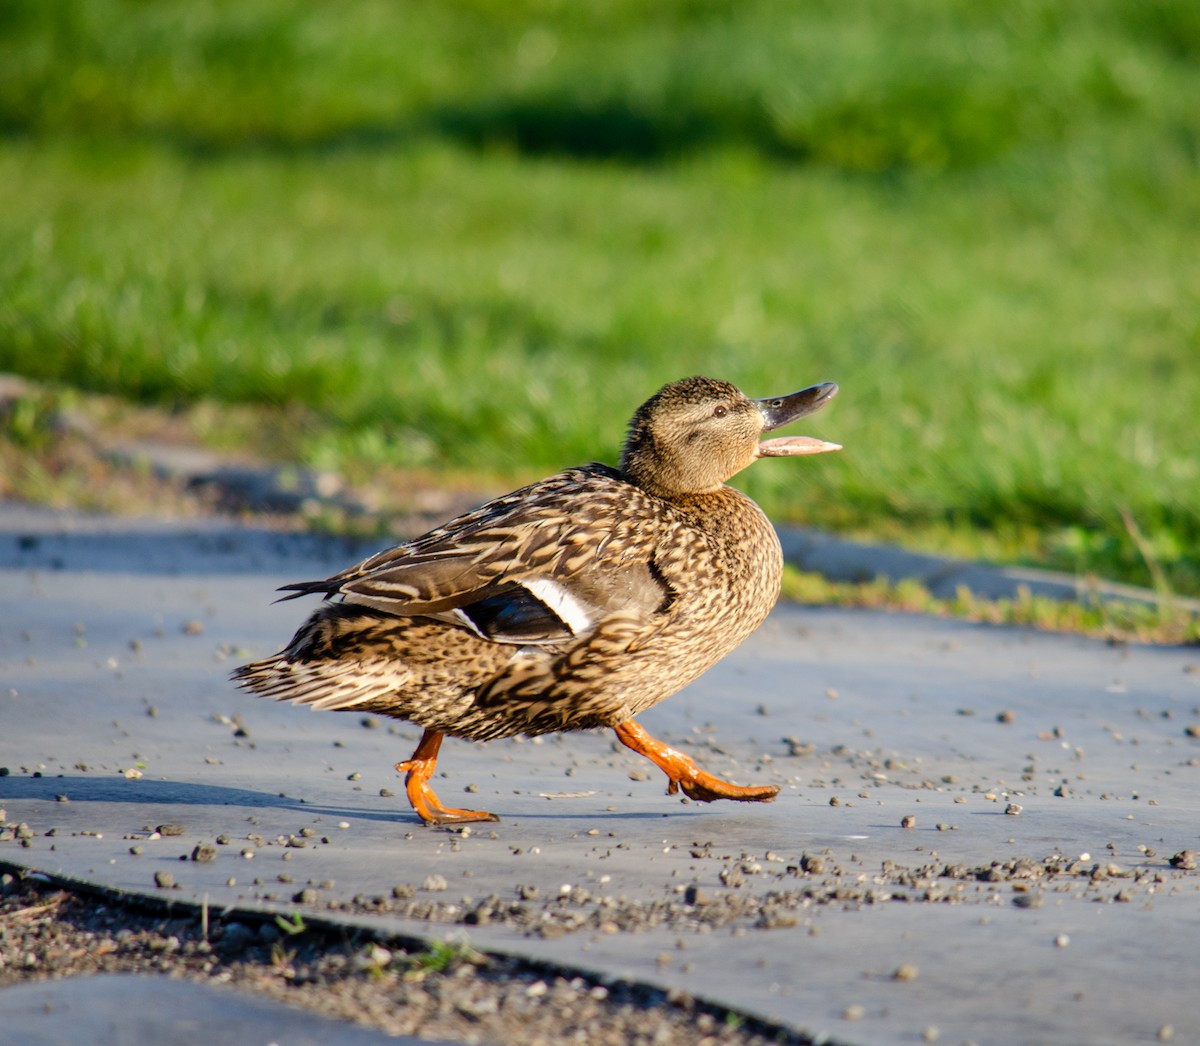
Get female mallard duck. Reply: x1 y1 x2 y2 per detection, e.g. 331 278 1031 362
234 376 839 824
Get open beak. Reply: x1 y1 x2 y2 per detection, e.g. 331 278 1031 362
753 382 841 457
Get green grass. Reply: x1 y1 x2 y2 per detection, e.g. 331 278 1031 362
1 0 1199 596
781 567 1200 646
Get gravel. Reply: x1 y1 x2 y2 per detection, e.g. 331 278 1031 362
0 873 823 1046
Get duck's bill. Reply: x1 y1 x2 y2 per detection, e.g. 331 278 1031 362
755 381 838 431
756 436 842 457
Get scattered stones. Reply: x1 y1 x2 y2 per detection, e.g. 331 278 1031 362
156 823 185 837
153 871 176 889
190 843 217 863
799 854 825 875
1169 851 1197 870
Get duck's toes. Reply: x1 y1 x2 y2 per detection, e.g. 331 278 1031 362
679 775 779 804
394 755 501 825
401 776 501 825
614 720 780 807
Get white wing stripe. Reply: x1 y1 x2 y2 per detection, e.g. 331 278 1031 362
520 577 594 636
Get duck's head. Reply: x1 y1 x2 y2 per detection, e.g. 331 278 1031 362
619 376 840 497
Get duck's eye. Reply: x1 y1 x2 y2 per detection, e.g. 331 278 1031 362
712 405 728 418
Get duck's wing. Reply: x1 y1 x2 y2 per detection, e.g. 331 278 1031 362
278 467 673 646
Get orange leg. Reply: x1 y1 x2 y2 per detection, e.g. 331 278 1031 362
614 719 779 804
394 728 499 825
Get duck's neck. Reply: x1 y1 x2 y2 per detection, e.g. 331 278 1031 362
672 486 783 588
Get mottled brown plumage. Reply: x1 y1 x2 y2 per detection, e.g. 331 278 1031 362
233 376 839 824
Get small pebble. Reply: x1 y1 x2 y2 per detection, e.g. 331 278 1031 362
1169 850 1197 870
154 871 175 889
843 1004 866 1021
191 843 217 863
901 815 917 829
892 963 919 982
157 823 185 837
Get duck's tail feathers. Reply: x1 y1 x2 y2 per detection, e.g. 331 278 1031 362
231 655 407 712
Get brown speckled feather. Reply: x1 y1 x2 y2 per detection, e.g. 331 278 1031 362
234 464 781 740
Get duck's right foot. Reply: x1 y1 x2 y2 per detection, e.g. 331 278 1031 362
613 719 779 806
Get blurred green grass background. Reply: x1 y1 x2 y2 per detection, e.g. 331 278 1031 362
1 0 1198 593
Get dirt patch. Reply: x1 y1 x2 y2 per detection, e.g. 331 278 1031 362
0 871 822 1046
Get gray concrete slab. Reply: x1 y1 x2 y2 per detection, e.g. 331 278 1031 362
2 506 1199 1046
0 973 426 1045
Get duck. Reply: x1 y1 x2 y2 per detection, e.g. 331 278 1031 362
233 375 840 824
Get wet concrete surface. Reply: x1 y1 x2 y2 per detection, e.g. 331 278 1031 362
2 505 1199 1045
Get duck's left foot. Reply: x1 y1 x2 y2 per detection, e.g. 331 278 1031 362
395 728 501 825
613 720 779 805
